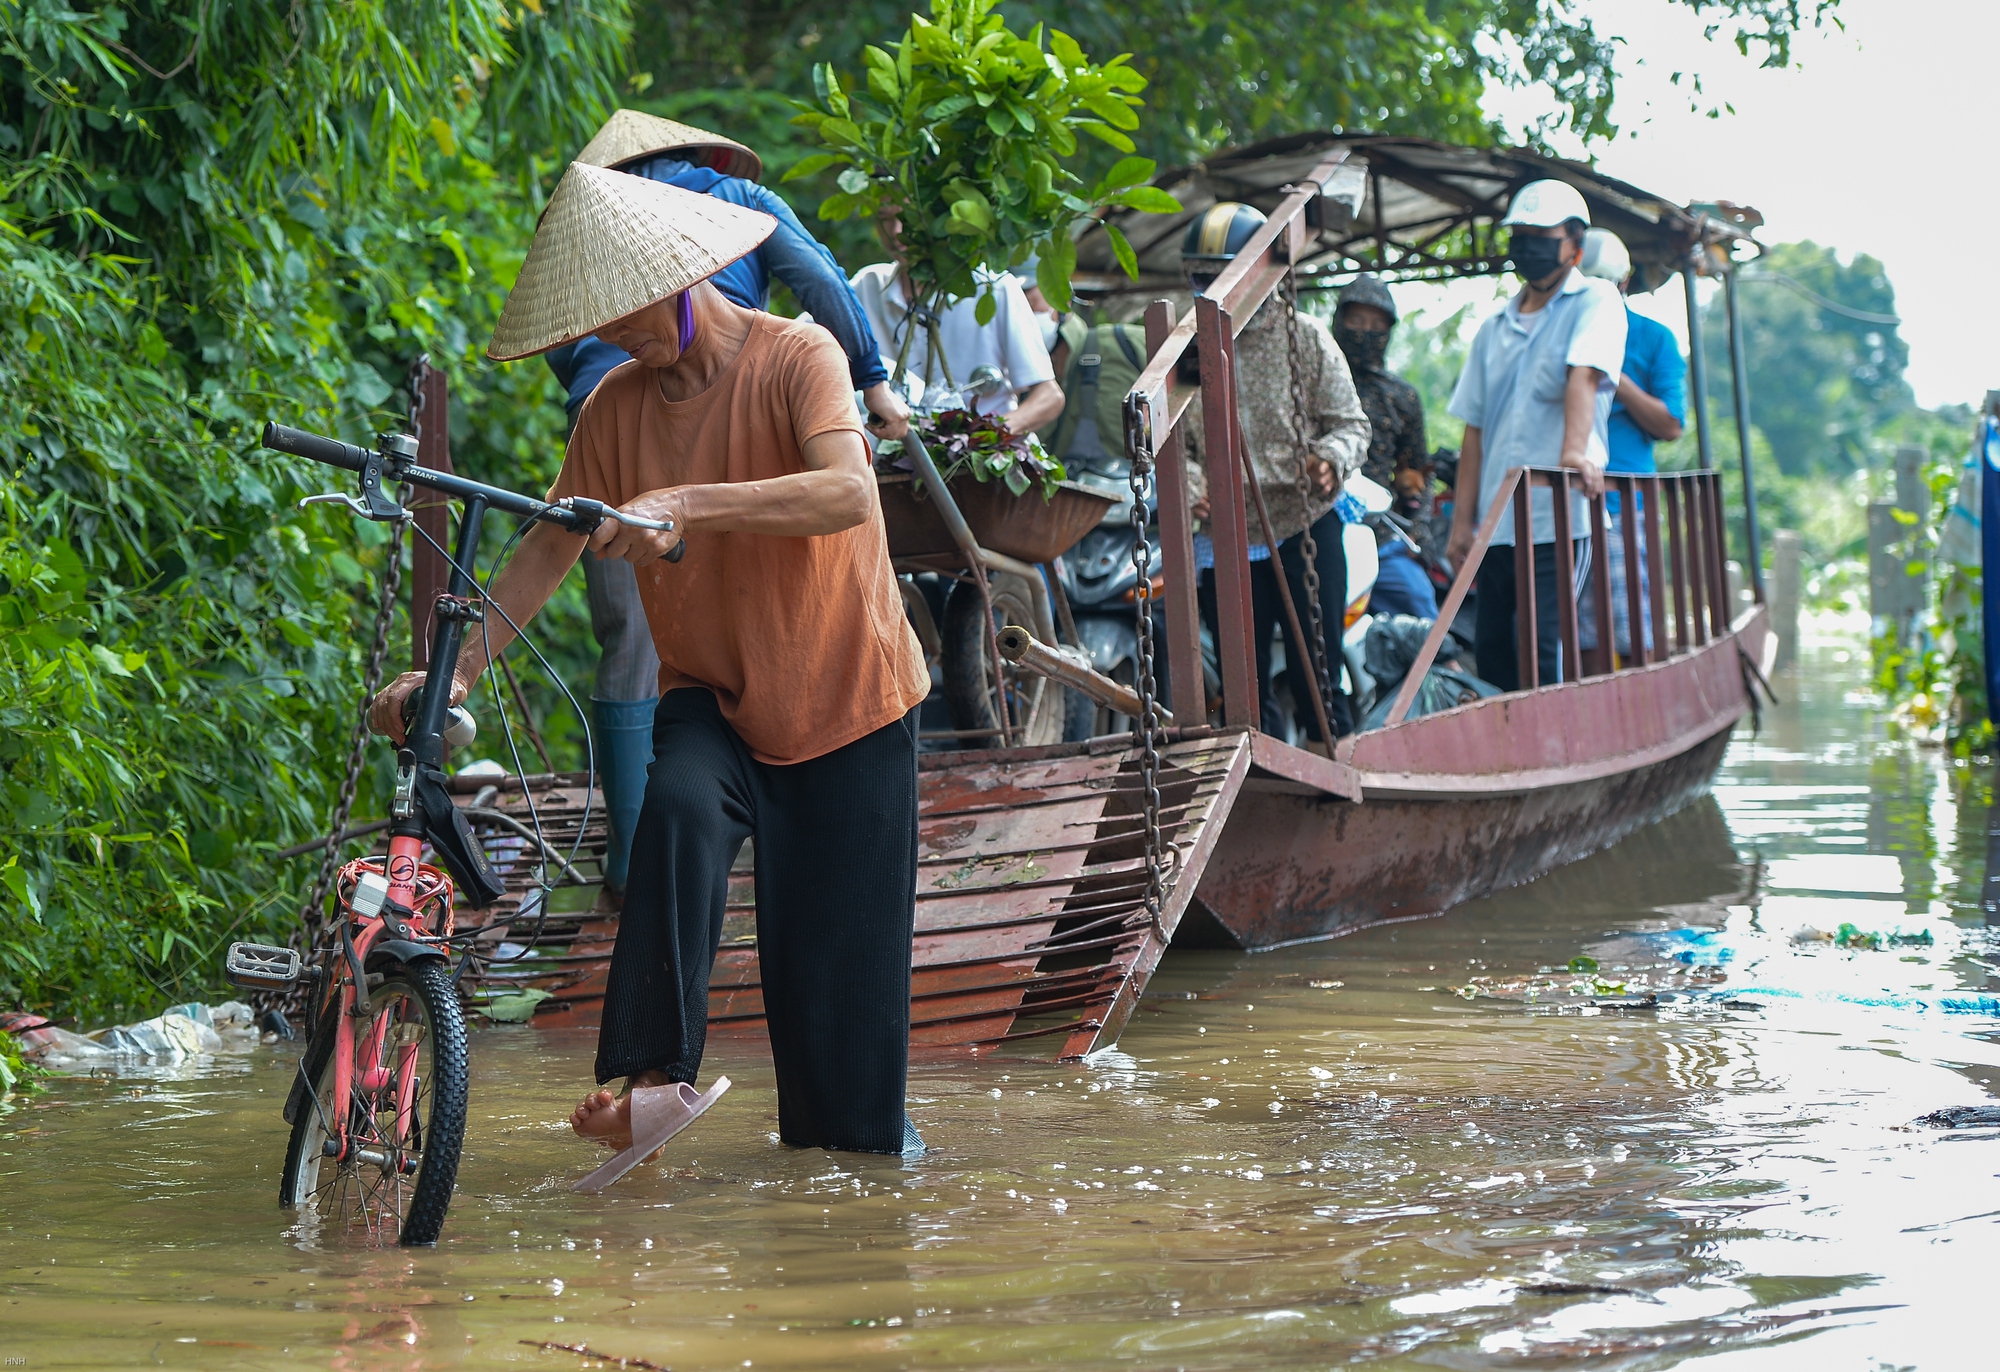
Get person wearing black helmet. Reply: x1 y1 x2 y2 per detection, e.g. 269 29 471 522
1333 274 1438 619
1177 201 1372 744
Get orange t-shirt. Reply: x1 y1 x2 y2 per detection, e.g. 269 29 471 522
552 314 929 765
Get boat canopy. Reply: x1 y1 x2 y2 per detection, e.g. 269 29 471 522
1073 131 1761 297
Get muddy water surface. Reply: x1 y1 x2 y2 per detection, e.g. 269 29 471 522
6 636 2000 1369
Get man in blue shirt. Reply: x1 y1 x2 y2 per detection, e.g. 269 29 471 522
1579 228 1684 658
1446 181 1627 692
546 111 911 901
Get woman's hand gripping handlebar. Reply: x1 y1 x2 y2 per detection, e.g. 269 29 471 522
553 497 685 565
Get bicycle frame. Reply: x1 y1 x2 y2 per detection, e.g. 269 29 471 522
314 493 487 1165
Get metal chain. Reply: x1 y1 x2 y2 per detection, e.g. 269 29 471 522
1127 420 1166 942
279 368 419 1004
1279 269 1339 728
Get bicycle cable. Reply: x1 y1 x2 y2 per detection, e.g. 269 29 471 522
404 513 598 965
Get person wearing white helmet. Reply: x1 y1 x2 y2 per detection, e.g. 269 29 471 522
1444 178 1627 690
1579 226 1685 659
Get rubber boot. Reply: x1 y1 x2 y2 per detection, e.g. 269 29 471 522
592 697 659 897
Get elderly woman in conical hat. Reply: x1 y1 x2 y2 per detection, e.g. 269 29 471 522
368 163 932 1164
546 110 912 912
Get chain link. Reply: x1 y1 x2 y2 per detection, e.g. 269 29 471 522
1278 269 1339 728
1127 415 1166 942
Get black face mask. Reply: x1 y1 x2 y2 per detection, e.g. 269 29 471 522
1509 233 1567 284
1334 324 1390 374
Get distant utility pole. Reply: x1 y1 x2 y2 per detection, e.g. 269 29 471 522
1868 445 1931 664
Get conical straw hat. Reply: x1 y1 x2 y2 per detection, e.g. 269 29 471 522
576 109 763 182
487 163 776 361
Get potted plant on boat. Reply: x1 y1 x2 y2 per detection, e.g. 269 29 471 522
790 0 1178 743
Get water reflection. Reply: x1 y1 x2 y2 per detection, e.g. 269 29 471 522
3 635 1998 1367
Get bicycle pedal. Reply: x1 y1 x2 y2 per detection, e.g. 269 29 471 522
224 941 304 991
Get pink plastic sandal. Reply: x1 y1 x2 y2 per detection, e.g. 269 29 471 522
572 1076 731 1193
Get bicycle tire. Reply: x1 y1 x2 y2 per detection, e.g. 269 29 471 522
280 959 469 1246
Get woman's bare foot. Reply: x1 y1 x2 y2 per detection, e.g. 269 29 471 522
569 1070 674 1151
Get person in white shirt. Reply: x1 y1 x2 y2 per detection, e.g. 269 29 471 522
1445 179 1627 690
849 209 1064 432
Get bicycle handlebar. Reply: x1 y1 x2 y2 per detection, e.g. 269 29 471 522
262 421 685 561
264 422 374 474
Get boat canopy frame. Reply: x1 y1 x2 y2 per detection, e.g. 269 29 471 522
1087 133 1769 729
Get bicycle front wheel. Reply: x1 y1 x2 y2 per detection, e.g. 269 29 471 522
280 959 468 1246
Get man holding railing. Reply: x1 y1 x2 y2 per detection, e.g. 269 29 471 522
1178 202 1372 742
1444 180 1628 690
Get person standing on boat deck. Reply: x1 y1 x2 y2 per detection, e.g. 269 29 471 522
1445 179 1627 691
1332 274 1439 621
1578 226 1685 659
370 164 932 1159
540 110 913 907
1177 202 1372 743
849 208 1064 431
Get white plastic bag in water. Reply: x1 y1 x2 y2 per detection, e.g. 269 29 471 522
95 1011 223 1058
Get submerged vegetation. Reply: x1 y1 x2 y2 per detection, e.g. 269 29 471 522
4 0 1846 1023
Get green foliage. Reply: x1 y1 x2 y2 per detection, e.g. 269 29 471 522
1701 242 1912 477
788 0 1172 329
0 1024 38 1093
630 0 1842 168
889 407 1066 499
1 0 629 1021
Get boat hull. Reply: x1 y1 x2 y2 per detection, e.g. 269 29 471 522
1187 722 1731 949
1190 605 1770 950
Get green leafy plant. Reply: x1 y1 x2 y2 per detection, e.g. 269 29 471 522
785 0 1177 345
0 0 626 1021
885 408 1067 500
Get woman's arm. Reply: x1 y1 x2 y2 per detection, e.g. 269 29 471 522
590 427 875 563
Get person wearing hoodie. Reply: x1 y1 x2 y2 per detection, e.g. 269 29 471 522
1331 274 1438 619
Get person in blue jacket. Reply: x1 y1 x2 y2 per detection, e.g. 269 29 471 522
546 110 912 903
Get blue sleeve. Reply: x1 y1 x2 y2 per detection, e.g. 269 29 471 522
1649 326 1687 424
745 183 888 389
557 336 635 415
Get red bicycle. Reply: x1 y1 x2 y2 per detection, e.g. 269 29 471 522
225 421 668 1244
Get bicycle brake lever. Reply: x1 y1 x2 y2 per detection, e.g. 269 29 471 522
556 498 686 563
300 492 373 517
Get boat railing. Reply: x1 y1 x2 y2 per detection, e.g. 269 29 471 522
1120 147 1365 730
1115 145 1747 735
1381 465 1734 726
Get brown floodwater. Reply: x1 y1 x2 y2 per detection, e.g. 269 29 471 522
6 634 2000 1370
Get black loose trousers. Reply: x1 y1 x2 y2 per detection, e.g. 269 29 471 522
595 689 919 1155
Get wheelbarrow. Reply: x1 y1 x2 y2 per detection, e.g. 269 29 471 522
885 429 1117 747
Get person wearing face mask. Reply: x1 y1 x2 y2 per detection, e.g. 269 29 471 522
1176 202 1372 744
1444 179 1627 691
1332 274 1437 619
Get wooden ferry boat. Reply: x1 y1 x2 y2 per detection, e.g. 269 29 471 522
446 136 1776 1059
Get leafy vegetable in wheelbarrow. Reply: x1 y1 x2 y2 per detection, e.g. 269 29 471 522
879 408 1068 500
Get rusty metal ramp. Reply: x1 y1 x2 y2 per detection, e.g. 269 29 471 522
457 730 1355 1060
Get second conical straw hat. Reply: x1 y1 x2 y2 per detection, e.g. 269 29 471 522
486 163 776 361
576 109 763 182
